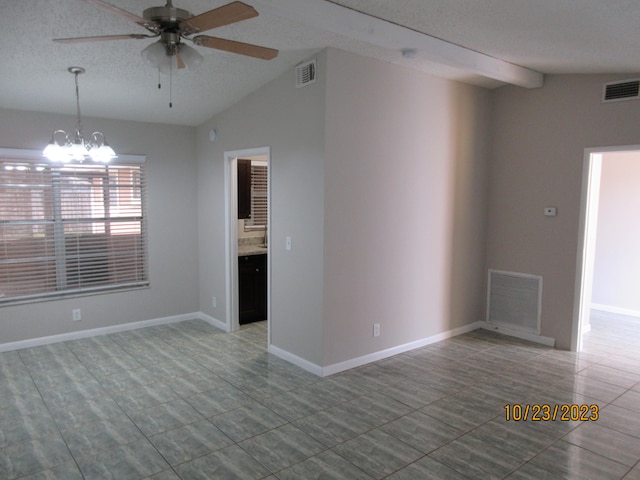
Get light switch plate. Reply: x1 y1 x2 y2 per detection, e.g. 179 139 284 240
544 207 557 217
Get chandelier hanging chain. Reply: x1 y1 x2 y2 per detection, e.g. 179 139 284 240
73 68 84 140
75 71 82 134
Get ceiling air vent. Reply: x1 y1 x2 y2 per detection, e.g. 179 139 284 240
296 59 316 88
602 79 640 103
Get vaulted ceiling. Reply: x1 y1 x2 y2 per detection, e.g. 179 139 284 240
1 0 638 126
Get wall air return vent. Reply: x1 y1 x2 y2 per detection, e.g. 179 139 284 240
487 270 542 334
602 79 640 103
296 59 316 88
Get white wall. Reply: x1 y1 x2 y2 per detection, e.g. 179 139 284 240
489 75 640 349
592 150 640 315
196 52 327 366
323 49 491 365
0 108 199 344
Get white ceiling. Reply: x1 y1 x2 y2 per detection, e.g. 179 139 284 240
1 0 638 126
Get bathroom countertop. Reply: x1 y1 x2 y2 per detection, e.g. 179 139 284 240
238 245 268 256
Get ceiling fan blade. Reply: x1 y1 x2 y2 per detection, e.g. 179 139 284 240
80 0 157 30
176 53 186 69
193 36 278 60
180 1 258 35
54 33 153 43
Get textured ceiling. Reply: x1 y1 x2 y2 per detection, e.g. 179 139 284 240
1 0 638 126
329 0 640 74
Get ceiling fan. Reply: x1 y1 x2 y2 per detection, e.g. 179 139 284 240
54 0 279 73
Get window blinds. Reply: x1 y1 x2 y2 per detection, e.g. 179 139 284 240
0 153 148 303
249 165 268 227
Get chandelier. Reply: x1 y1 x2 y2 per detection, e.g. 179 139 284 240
43 67 117 163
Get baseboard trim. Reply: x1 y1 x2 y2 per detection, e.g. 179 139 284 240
0 312 210 353
269 323 484 378
268 344 323 376
480 322 556 347
591 303 640 318
2 315 553 376
320 321 485 377
196 312 229 332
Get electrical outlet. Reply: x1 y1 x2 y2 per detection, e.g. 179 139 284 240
212 296 217 308
72 309 81 321
373 323 380 337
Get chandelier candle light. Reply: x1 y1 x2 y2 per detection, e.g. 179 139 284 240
43 67 117 163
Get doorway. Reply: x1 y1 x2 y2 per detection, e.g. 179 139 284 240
573 146 640 351
224 147 270 338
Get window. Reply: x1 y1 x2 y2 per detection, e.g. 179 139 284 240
0 149 148 304
246 163 268 228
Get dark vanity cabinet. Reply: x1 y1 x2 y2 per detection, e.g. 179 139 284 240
237 158 252 220
239 254 267 324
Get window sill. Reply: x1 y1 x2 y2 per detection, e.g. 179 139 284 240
0 283 150 308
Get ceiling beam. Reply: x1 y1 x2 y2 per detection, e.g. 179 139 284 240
253 0 544 88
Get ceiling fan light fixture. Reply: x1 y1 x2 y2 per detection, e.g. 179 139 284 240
178 44 204 71
157 55 179 75
141 40 166 66
142 41 203 73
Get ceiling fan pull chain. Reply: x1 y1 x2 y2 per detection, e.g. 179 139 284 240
169 60 173 108
158 70 161 90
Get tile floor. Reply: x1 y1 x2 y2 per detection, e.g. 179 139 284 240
1 311 639 479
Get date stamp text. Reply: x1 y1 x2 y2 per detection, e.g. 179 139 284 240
504 404 599 422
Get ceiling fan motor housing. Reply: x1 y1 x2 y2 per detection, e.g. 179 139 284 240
143 5 192 29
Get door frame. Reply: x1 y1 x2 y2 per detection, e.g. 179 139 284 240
571 144 640 351
224 146 271 336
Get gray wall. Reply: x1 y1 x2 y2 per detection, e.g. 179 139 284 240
196 48 492 369
488 74 640 349
0 108 199 343
8 61 637 363
196 52 328 366
323 49 491 365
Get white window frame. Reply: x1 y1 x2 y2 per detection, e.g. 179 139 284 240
0 148 148 305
